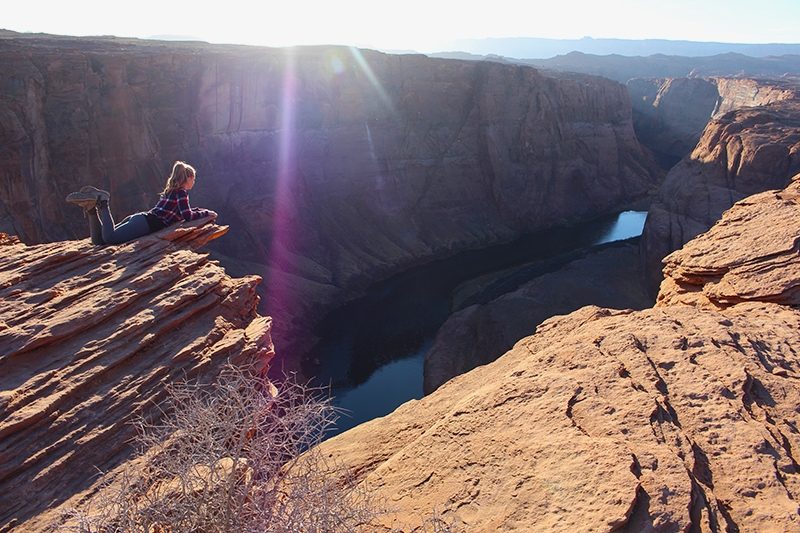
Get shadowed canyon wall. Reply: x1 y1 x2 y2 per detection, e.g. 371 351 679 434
628 77 800 166
640 100 800 293
0 32 661 362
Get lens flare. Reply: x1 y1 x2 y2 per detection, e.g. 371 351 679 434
264 47 299 352
348 46 394 112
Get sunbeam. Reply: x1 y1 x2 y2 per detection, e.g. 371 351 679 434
348 46 395 114
264 47 299 347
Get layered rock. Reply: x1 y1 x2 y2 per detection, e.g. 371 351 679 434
424 240 653 394
713 78 800 116
319 181 800 532
640 100 800 293
628 77 800 165
628 77 721 166
0 221 273 531
0 31 662 363
656 182 800 309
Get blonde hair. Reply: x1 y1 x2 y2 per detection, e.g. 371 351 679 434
161 161 196 196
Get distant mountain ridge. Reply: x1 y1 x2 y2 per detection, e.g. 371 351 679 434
435 36 800 59
429 51 800 85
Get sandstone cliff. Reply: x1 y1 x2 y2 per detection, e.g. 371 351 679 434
639 101 800 293
319 180 800 532
0 31 662 363
0 221 273 531
628 77 800 165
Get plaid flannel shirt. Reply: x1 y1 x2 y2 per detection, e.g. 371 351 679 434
149 188 211 227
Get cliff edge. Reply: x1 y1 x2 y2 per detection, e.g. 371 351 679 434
640 100 800 294
319 181 800 532
0 221 274 531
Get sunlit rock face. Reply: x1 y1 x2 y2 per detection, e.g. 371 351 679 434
319 180 800 533
0 220 274 531
0 32 661 361
628 77 800 166
639 100 800 293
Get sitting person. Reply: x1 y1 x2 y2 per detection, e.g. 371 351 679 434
66 161 217 245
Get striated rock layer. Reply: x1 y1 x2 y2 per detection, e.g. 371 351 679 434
0 221 274 531
628 77 800 166
656 184 800 310
0 31 662 362
639 100 800 293
319 181 800 532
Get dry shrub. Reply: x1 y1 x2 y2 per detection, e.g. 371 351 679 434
59 365 379 533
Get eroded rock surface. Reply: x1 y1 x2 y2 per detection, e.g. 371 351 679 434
319 181 800 532
0 221 273 531
656 184 800 309
640 100 800 293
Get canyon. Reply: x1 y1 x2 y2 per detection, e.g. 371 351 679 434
639 99 800 293
628 76 800 166
4 179 800 531
422 75 800 395
320 178 800 532
0 31 662 366
3 30 800 532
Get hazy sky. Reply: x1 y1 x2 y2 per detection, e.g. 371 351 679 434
4 0 799 52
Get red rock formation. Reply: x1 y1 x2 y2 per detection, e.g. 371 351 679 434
628 77 721 164
656 183 800 309
713 77 800 116
318 180 800 532
639 100 800 293
628 76 800 165
0 31 662 363
0 220 273 531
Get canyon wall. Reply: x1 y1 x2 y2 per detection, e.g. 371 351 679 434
423 78 800 396
0 32 661 362
639 100 800 293
320 180 800 532
424 240 653 394
628 77 800 165
0 220 274 531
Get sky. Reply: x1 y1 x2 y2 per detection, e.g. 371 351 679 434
4 0 800 53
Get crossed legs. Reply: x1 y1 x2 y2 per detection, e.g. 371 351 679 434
68 187 150 245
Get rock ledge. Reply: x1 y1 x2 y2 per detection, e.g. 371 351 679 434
0 220 273 531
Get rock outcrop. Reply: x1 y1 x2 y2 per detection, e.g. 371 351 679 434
0 221 274 531
319 181 800 532
656 181 800 310
0 31 662 364
424 240 653 394
628 77 800 165
640 100 800 293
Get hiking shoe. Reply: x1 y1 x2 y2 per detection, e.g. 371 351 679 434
66 186 110 210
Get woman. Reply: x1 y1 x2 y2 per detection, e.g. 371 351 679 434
66 161 217 245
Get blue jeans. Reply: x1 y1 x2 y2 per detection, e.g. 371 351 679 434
88 203 151 245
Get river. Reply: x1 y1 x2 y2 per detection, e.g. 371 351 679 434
307 211 648 436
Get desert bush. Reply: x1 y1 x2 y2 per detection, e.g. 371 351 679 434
59 364 379 533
